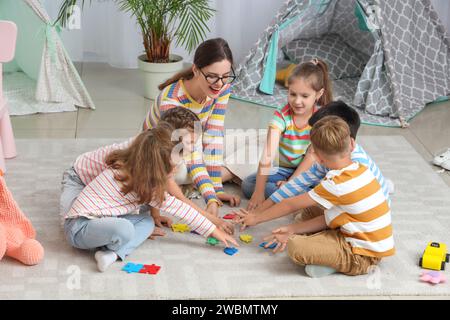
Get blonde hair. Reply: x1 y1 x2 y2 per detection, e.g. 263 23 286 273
310 115 351 155
105 126 175 205
287 59 333 106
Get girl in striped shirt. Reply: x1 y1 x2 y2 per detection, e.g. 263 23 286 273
242 59 333 211
60 126 238 272
143 38 240 218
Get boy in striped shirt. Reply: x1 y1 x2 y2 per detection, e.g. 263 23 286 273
244 116 395 277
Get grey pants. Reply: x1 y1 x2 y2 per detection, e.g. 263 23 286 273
60 167 154 260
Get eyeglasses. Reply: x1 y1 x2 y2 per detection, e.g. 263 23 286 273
199 67 236 85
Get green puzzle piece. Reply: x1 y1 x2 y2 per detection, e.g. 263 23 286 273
206 237 219 246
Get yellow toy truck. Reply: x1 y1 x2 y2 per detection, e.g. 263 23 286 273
419 242 449 271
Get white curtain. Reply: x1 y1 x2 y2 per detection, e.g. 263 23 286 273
43 0 285 68
43 0 450 68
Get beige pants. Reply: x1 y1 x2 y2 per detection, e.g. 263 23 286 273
288 207 381 276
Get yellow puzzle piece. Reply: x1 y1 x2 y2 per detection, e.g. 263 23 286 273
239 234 253 243
171 223 190 233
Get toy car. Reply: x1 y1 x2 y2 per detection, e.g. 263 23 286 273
419 242 449 271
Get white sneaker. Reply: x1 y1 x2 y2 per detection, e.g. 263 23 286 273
441 159 450 171
433 148 450 167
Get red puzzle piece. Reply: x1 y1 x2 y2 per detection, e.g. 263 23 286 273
223 213 237 220
139 264 161 275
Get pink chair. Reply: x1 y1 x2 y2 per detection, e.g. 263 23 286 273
0 21 18 172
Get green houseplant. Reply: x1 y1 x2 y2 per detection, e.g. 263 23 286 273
56 0 215 98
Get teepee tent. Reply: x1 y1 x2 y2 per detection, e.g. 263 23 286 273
232 0 450 127
0 0 94 115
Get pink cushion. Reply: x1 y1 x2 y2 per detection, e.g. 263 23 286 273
0 21 17 63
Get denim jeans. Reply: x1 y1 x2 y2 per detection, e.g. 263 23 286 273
241 166 295 199
60 167 154 260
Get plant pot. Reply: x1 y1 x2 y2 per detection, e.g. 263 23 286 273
137 54 184 100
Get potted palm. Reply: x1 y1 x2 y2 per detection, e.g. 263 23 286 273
56 0 215 99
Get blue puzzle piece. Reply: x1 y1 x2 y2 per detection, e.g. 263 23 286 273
122 262 144 273
224 247 238 256
259 242 277 249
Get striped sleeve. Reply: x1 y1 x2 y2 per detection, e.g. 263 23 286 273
203 85 230 194
269 109 286 132
74 138 134 186
186 146 219 205
269 163 328 202
308 179 339 210
143 85 183 130
152 194 216 237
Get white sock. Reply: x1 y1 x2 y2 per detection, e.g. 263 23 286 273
95 250 118 272
305 265 337 278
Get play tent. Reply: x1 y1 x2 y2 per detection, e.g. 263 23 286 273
232 0 450 127
0 0 94 115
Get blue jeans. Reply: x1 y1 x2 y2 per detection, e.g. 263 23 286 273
241 167 295 199
61 167 154 260
64 213 154 261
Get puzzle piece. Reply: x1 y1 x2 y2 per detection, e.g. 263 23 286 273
239 234 253 243
224 247 238 256
420 270 447 285
122 262 144 274
259 242 277 249
171 223 190 233
190 230 200 235
206 237 220 246
223 213 237 220
139 264 161 275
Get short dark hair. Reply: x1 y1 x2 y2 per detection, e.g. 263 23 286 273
160 107 200 131
308 101 360 139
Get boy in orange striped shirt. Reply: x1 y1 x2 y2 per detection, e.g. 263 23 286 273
256 116 394 277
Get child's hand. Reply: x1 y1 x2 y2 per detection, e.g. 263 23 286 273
150 208 173 229
247 192 265 211
217 193 241 207
235 209 261 231
155 215 173 229
210 227 239 248
263 226 294 253
148 227 166 240
216 219 235 235
206 201 220 217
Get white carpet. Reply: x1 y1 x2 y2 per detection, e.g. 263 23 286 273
0 136 450 299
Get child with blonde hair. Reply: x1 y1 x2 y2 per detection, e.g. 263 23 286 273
256 116 394 277
60 126 237 272
242 59 333 210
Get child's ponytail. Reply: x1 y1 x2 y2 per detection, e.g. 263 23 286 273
287 58 333 107
315 59 333 106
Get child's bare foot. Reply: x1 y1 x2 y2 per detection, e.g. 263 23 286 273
148 227 166 240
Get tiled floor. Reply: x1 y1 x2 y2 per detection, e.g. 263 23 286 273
9 62 450 300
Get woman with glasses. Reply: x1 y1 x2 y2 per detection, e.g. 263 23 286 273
142 38 240 217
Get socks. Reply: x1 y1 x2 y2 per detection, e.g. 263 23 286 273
95 250 118 272
305 265 337 278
